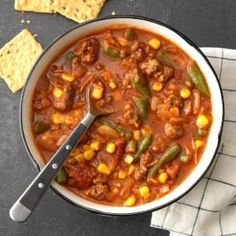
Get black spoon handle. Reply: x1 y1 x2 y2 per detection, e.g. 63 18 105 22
9 112 95 222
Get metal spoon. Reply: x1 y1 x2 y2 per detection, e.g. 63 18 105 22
9 84 113 222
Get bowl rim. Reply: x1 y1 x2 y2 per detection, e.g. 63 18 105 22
19 15 225 216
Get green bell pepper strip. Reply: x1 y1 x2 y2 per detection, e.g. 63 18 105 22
98 118 132 139
56 168 67 184
148 144 181 180
133 96 150 120
33 121 50 134
187 61 210 97
133 135 153 161
125 29 137 41
132 75 151 97
125 28 137 40
103 47 120 59
66 51 75 61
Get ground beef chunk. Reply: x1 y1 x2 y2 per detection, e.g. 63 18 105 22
71 57 87 78
120 47 131 58
86 183 108 200
52 84 75 112
33 96 51 110
152 136 167 153
165 160 181 179
93 174 108 184
163 65 174 79
123 107 142 129
130 41 146 62
154 65 174 82
52 84 74 111
65 164 97 189
134 164 147 180
140 58 162 76
164 122 183 139
165 94 183 108
140 151 154 166
75 38 99 65
135 152 153 180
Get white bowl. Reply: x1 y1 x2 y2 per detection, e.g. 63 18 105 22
20 16 224 215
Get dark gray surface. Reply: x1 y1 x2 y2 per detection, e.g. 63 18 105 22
0 0 235 235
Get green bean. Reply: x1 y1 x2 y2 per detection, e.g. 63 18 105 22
56 168 67 184
187 61 210 97
99 118 132 139
148 144 181 180
133 96 149 120
132 75 151 97
126 140 138 153
157 51 179 68
66 51 75 61
103 47 120 59
134 135 153 161
33 121 50 134
125 28 137 40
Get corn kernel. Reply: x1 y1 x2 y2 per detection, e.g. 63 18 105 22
169 107 180 117
74 153 84 162
97 163 111 175
90 141 101 151
82 144 90 151
61 73 75 82
158 172 168 184
118 170 127 179
92 84 104 99
128 165 136 175
42 134 48 140
196 114 209 129
112 187 119 194
141 127 152 137
73 110 81 117
180 87 191 99
195 139 203 149
139 186 150 197
83 149 95 161
53 88 63 98
133 130 141 141
65 116 73 125
124 104 131 110
106 142 116 154
152 82 163 92
52 113 64 124
124 154 134 164
109 80 117 90
124 195 136 207
148 38 161 49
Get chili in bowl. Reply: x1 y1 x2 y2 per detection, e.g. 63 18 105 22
20 16 224 215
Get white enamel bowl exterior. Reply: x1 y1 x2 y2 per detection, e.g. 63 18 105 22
20 17 224 215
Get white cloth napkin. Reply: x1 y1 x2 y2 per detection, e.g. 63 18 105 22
151 48 236 236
